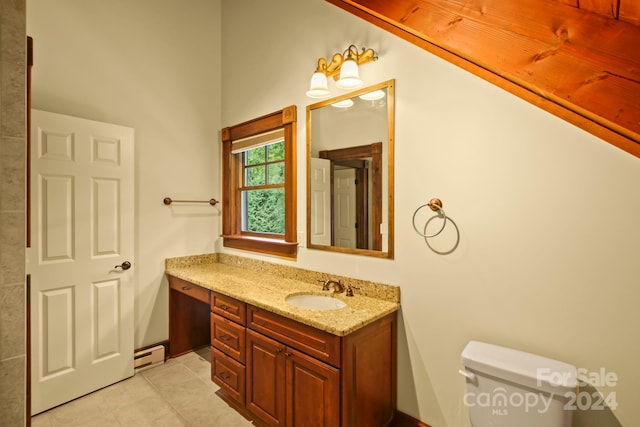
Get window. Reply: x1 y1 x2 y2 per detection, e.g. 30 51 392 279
221 106 297 258
240 134 285 235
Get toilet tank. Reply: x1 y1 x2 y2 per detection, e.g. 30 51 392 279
460 341 577 427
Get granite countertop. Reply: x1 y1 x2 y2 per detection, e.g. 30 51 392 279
165 258 400 337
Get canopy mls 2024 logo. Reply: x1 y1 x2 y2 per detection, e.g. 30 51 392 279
463 367 618 416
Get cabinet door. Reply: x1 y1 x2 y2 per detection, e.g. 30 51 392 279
342 312 397 427
246 330 286 427
286 347 340 427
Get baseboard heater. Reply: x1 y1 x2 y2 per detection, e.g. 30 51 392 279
134 345 165 372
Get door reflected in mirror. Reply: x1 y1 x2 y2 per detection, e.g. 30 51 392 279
306 80 394 258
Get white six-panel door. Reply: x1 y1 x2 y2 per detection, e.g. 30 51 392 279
333 168 357 248
28 110 135 414
309 157 331 246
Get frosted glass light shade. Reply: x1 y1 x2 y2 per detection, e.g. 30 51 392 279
306 72 330 98
336 59 362 89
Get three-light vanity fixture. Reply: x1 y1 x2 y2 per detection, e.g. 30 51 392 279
306 44 378 99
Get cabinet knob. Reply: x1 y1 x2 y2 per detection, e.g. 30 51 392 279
218 335 230 341
275 348 283 354
285 352 292 357
218 371 230 380
219 304 228 311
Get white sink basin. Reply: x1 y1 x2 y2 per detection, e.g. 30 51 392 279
285 293 347 311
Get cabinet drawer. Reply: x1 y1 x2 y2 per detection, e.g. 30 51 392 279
169 276 210 304
248 305 341 367
211 313 246 363
211 348 245 406
211 292 246 325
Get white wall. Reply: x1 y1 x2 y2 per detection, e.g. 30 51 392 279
220 1 640 426
27 0 222 348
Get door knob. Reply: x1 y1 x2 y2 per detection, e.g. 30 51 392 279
115 261 131 270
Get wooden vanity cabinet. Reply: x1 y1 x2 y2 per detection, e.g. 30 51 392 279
211 313 245 363
285 346 340 427
210 292 247 405
341 312 397 427
246 329 340 427
168 276 211 357
212 292 246 324
246 305 396 427
211 347 245 404
168 277 397 426
246 330 286 426
248 305 341 366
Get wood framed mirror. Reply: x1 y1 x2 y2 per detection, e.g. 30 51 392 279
306 79 394 258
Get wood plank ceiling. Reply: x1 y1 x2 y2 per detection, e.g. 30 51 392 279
569 0 640 25
326 0 640 158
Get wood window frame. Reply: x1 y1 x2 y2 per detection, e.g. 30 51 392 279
221 106 298 259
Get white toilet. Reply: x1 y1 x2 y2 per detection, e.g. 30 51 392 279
460 341 577 427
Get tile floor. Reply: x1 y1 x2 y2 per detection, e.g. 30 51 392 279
31 348 255 427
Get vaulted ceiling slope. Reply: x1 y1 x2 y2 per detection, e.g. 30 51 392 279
326 0 640 158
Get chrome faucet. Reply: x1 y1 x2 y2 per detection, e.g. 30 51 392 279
320 279 345 294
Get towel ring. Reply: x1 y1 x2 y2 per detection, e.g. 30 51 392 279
412 198 447 238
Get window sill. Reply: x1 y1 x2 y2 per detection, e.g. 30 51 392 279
221 235 298 259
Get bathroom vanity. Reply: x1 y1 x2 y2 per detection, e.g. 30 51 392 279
165 254 400 427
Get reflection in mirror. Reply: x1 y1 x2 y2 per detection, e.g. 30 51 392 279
306 80 394 258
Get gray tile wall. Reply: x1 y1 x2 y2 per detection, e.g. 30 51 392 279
0 0 27 425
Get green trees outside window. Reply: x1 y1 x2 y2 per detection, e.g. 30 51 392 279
242 141 285 234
